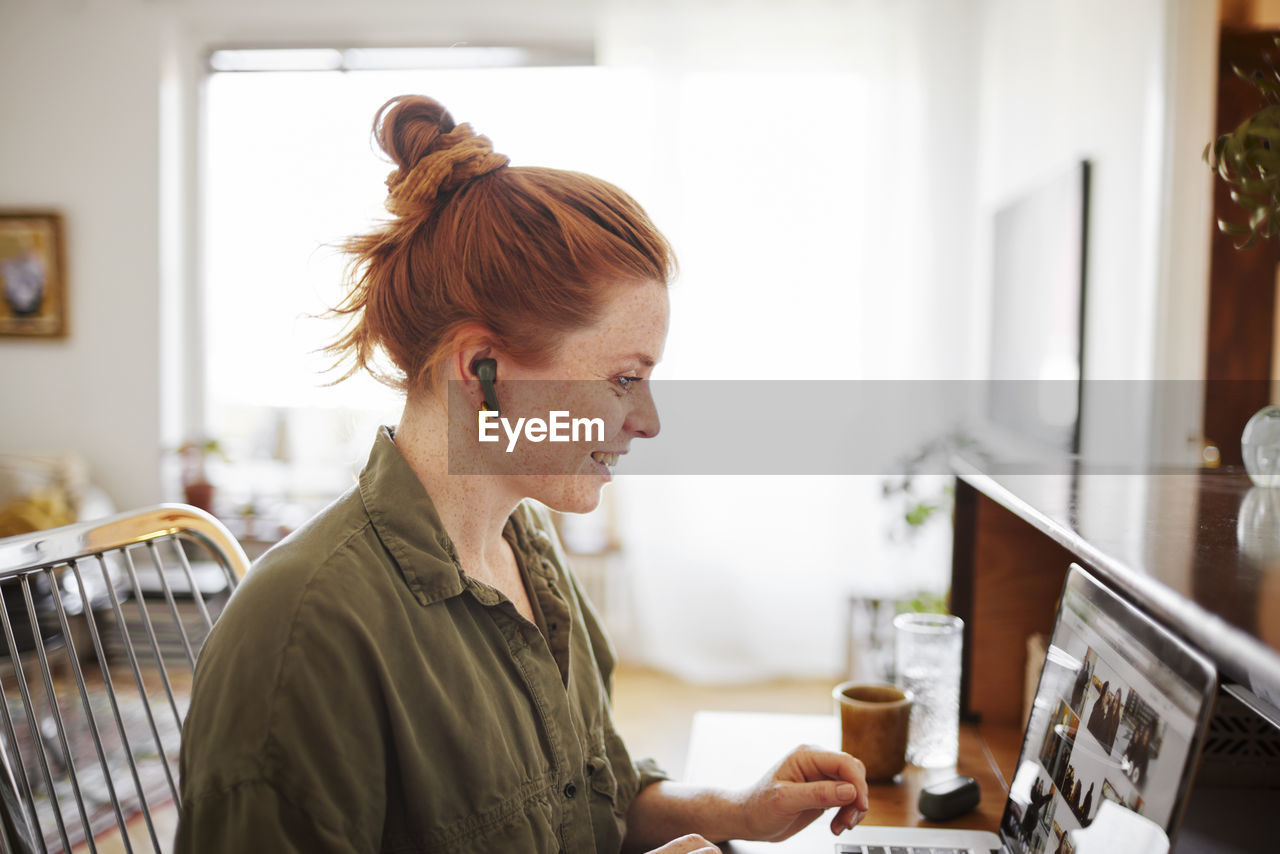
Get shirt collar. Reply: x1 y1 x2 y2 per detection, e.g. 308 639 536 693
357 426 558 606
358 426 466 606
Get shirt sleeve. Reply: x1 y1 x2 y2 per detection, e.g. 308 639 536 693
633 756 672 792
177 555 389 853
176 778 371 854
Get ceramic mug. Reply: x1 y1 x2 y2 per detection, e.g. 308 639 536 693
833 681 914 782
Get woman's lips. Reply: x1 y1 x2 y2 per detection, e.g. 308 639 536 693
590 451 620 467
589 451 625 477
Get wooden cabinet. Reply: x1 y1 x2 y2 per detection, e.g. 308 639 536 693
949 464 1280 847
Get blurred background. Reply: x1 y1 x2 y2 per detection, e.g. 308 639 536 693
0 0 1250 701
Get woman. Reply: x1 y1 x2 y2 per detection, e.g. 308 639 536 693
176 95 869 853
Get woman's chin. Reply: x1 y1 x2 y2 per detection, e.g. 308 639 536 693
540 479 606 515
558 491 605 515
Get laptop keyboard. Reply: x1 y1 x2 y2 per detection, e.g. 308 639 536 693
835 846 974 854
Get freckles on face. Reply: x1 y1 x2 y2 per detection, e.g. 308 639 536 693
571 281 670 367
558 279 668 435
497 281 670 512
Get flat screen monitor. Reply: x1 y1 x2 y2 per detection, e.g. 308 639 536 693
987 161 1089 455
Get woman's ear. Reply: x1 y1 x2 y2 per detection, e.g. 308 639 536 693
443 325 500 408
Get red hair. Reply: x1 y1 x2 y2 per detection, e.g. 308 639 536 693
325 95 675 391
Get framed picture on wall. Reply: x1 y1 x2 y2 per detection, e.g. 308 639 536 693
0 210 67 338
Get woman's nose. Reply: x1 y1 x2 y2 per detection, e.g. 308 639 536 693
624 384 661 439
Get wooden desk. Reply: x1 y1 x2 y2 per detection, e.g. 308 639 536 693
682 711 1021 852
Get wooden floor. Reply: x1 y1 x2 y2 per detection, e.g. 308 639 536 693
78 665 837 852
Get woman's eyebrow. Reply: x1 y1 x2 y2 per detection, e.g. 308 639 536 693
619 353 656 368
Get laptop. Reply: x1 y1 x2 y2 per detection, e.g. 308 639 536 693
834 563 1217 854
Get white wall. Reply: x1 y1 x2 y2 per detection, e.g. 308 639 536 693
975 0 1159 380
0 1 165 511
971 0 1217 597
973 0 1217 466
0 0 596 511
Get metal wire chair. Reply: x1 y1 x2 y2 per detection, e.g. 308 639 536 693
0 505 249 854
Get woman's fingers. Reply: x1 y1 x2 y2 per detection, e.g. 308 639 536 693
772 777 863 817
786 746 871 811
830 801 868 834
647 833 721 853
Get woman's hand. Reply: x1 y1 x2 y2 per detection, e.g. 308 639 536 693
624 745 869 850
645 834 720 853
735 745 870 841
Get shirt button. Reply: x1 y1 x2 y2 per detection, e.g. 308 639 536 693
563 782 577 799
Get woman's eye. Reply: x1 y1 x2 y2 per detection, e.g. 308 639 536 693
613 375 640 392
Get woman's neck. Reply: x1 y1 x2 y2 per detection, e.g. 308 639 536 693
393 398 521 587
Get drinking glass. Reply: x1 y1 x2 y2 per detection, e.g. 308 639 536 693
894 612 963 768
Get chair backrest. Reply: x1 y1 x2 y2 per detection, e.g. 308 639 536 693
0 505 248 854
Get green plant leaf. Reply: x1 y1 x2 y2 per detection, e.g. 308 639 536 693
896 591 948 615
1246 127 1280 143
905 503 937 526
1254 77 1280 99
1235 175 1272 194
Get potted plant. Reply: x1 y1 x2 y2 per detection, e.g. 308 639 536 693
1204 38 1280 248
1204 40 1280 484
176 438 226 514
881 429 985 544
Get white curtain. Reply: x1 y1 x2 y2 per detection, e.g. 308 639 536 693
591 0 982 681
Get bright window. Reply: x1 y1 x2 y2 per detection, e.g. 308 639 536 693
201 53 870 569
198 42 951 683
202 59 662 519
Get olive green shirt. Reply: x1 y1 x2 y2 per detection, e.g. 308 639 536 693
177 427 666 853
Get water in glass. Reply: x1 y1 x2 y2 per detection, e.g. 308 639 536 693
894 612 963 768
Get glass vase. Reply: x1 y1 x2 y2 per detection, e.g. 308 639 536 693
1242 405 1280 487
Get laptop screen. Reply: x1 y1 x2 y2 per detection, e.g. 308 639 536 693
998 565 1216 854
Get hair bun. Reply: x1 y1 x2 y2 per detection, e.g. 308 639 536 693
374 95 509 212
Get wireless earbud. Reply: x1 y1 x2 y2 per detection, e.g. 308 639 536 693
471 357 500 414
